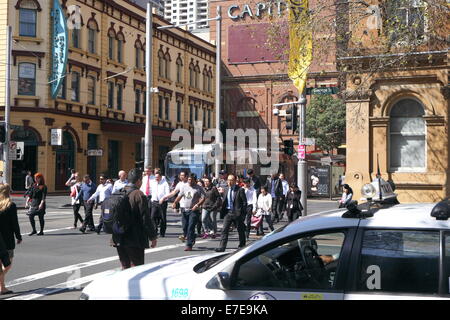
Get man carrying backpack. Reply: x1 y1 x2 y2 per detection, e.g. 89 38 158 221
109 168 157 270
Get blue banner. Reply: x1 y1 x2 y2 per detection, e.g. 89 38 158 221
50 0 68 99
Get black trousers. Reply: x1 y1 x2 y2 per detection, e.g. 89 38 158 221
218 211 246 250
72 203 84 227
151 201 168 237
81 200 95 229
287 209 301 223
29 210 45 232
258 214 274 234
271 197 281 221
245 205 254 237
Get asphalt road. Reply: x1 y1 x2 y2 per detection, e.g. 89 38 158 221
0 196 338 300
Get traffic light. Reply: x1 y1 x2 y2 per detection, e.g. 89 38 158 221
285 104 298 133
0 123 5 143
283 139 294 156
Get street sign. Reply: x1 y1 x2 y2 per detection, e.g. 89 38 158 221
301 137 315 146
51 129 63 145
306 87 339 95
87 149 103 157
298 145 306 159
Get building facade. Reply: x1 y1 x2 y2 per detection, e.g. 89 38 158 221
209 0 339 181
342 0 450 203
0 0 216 192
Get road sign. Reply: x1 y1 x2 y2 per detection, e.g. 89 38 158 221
301 137 315 146
87 149 103 157
306 87 339 95
298 145 306 159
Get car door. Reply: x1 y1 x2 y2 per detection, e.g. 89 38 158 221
212 228 356 300
345 228 450 300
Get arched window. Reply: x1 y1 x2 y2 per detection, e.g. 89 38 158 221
207 69 213 93
135 40 143 69
389 98 426 171
176 57 183 83
202 67 208 92
18 0 39 37
108 30 115 60
87 19 99 54
189 62 195 87
117 33 125 63
194 64 200 89
164 52 171 80
158 49 165 78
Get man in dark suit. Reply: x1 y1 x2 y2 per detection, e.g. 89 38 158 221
215 174 247 252
265 173 284 223
247 169 261 195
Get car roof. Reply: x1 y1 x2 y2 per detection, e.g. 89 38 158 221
278 203 450 237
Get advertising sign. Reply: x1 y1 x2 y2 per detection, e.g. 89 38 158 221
51 129 63 146
298 145 306 159
50 0 69 98
308 166 330 197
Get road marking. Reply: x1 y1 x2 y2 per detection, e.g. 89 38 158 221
6 269 119 300
20 226 74 236
5 240 209 289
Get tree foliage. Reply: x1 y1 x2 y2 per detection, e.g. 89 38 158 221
306 95 346 154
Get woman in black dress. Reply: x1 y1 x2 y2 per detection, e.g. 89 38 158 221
26 173 47 236
0 184 22 295
286 184 304 223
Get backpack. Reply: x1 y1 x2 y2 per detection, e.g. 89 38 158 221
102 189 133 235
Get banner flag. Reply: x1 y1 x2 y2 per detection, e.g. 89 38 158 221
50 0 68 98
287 0 312 95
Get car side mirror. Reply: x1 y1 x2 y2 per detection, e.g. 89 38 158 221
206 272 231 291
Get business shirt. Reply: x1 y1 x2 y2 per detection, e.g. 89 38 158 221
281 180 289 197
243 186 257 212
149 179 170 202
112 179 128 194
88 183 113 203
76 182 97 202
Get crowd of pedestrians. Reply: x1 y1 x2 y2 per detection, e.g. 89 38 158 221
0 167 306 279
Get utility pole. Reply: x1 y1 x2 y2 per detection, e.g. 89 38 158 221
214 6 222 180
3 26 12 185
144 1 154 169
298 94 307 216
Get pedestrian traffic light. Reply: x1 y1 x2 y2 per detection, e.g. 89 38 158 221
0 123 5 143
283 139 294 156
285 105 298 133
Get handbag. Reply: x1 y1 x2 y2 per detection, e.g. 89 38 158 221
251 215 263 228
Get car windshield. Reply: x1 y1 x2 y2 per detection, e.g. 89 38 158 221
194 225 289 273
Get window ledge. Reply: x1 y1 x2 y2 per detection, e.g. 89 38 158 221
13 36 43 44
175 82 184 88
107 59 127 69
389 168 427 173
134 68 145 76
15 95 39 100
86 52 101 60
69 47 85 55
158 77 172 85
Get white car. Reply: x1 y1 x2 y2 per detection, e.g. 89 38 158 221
81 198 450 300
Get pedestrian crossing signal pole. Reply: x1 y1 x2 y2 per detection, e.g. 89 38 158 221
298 94 307 216
3 26 12 184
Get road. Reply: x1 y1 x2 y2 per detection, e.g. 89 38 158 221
1 196 337 300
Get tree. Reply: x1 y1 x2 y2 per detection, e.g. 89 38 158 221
306 95 346 154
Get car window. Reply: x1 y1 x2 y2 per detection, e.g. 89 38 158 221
357 230 440 295
233 231 346 291
446 234 450 295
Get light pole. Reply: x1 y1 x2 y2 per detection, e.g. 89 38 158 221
158 7 222 178
144 1 164 169
3 26 12 185
273 94 308 216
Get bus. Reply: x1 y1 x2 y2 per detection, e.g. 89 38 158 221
164 144 215 186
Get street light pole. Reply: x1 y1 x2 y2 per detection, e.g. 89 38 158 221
144 2 153 169
298 94 307 216
3 26 12 185
214 6 222 179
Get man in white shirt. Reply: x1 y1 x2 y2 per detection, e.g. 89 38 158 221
0 171 5 184
279 173 289 221
87 174 113 234
243 178 257 239
150 170 170 237
112 170 128 193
